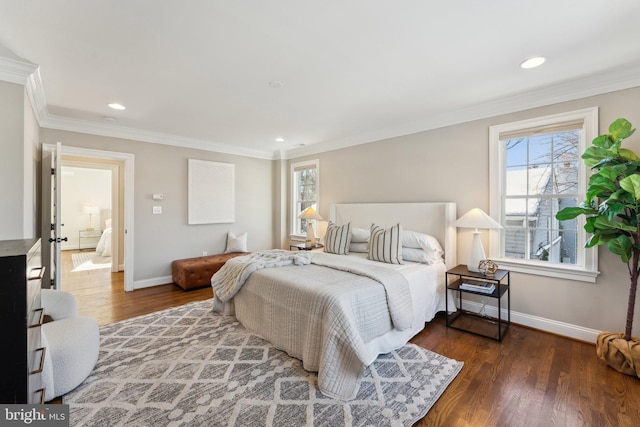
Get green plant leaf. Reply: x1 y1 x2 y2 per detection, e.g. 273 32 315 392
556 206 596 220
620 175 640 201
609 118 635 141
607 235 633 263
582 146 611 167
594 216 638 232
619 148 640 162
585 234 601 247
592 134 614 149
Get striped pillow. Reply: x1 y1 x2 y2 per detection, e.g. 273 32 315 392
368 223 403 264
324 222 352 255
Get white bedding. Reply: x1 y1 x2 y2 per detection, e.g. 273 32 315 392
212 251 449 400
95 227 112 257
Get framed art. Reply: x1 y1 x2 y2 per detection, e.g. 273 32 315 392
188 159 235 224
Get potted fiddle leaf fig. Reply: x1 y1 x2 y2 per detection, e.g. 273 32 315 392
556 118 640 378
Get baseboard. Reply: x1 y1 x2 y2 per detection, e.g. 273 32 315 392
459 300 600 343
134 275 173 290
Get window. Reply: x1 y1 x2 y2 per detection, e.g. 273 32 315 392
291 159 319 237
489 108 599 282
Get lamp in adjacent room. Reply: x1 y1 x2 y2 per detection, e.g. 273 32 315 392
456 208 502 272
83 205 100 230
298 207 323 248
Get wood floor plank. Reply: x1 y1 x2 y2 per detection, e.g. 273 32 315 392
59 250 640 426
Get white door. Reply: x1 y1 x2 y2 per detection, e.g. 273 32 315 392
41 142 65 289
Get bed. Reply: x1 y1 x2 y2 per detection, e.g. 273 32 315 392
95 218 112 257
212 202 457 400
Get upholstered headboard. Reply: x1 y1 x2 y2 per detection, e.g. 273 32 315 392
329 202 457 268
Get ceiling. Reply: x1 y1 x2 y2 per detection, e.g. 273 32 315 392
1 1 640 159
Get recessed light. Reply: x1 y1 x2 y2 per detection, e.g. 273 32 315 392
103 116 116 121
520 56 546 69
108 103 126 110
275 137 285 142
268 81 283 89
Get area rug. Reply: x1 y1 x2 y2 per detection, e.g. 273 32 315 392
71 251 111 272
64 299 463 426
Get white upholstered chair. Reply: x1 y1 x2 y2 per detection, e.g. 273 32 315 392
40 289 100 401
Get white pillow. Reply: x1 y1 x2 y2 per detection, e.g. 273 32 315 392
402 230 444 260
105 218 112 229
402 248 432 264
225 231 248 253
324 222 352 255
349 242 369 253
368 223 403 264
350 227 370 243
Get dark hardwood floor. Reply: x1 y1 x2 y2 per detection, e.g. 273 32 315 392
60 251 640 426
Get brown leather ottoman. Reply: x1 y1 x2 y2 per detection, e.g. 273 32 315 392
172 252 248 291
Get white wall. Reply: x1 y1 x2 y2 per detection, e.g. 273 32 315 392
39 129 274 287
288 86 640 340
0 81 26 240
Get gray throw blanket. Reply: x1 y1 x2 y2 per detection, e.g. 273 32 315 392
211 249 312 302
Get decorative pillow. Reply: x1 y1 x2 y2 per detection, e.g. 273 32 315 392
224 231 248 253
402 230 444 260
402 247 432 264
350 227 370 243
368 223 403 264
349 242 369 253
324 222 352 255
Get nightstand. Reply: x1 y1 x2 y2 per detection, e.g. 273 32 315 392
289 243 324 251
445 264 510 341
78 229 103 251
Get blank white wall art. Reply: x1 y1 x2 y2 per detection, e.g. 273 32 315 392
188 159 235 224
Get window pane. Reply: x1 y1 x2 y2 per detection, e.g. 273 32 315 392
529 134 553 167
506 138 528 168
504 221 526 259
528 166 551 196
505 167 527 196
505 198 527 217
554 162 578 195
558 230 577 264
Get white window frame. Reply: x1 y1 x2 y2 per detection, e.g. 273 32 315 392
489 107 599 282
290 159 320 239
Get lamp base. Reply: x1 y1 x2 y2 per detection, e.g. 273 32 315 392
467 231 486 272
305 223 315 249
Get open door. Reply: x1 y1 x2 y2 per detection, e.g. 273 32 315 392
41 142 66 289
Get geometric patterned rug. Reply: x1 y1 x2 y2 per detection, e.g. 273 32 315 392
71 251 111 272
64 299 463 426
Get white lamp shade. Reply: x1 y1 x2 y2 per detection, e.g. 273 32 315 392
83 205 100 215
297 206 323 220
456 208 502 230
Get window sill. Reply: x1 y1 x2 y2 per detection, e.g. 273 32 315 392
491 258 599 283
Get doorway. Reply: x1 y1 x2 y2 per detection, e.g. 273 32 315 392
60 162 120 294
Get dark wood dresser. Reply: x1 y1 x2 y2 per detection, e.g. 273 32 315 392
0 238 45 404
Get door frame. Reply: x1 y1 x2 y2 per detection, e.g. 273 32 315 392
43 143 135 291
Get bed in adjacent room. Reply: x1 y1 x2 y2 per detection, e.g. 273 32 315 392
212 202 457 400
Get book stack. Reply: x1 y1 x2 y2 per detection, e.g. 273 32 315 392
460 280 496 294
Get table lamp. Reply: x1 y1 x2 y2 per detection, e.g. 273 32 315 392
83 205 100 230
456 208 502 272
298 207 323 248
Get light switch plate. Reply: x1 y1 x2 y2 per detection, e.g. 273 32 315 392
152 193 164 200
152 206 162 214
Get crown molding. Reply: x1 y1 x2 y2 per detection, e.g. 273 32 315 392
286 64 640 159
39 114 276 160
0 54 38 85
